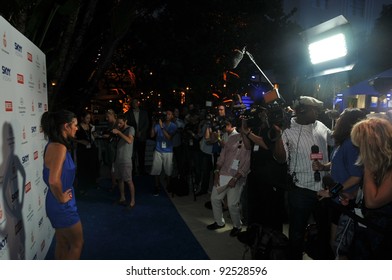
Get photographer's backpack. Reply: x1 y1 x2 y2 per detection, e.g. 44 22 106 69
237 223 289 260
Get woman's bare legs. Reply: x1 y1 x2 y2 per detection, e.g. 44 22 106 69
55 221 84 260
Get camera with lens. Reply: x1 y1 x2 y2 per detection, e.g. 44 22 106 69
234 104 265 130
108 132 117 143
235 87 292 141
206 112 226 132
152 111 166 122
101 129 117 142
261 88 292 130
265 105 292 130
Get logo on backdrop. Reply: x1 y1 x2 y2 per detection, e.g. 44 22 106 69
27 52 32 62
35 54 41 69
38 216 44 229
2 65 11 82
22 126 26 141
5 100 13 112
0 234 9 257
40 239 45 253
1 32 9 54
0 204 3 220
26 202 34 221
17 73 24 84
31 125 38 137
14 42 23 57
25 181 32 193
28 73 34 89
18 97 27 116
21 153 30 166
3 32 6 47
21 125 28 144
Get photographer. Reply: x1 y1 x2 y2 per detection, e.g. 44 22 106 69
183 108 202 192
240 107 287 233
195 103 227 196
207 116 251 237
150 109 177 196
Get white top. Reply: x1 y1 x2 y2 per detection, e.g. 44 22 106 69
282 118 333 192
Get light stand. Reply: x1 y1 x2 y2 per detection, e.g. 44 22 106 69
244 51 275 89
243 49 285 104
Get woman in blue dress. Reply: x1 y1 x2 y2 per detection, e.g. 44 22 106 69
41 110 84 259
313 108 366 258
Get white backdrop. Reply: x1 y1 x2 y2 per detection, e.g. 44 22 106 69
0 16 52 260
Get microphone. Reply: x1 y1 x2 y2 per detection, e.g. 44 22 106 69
310 145 323 182
231 46 246 69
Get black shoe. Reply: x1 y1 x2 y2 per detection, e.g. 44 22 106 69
230 227 242 237
153 188 159 196
207 222 225 230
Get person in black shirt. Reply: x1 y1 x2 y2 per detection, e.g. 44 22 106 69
241 111 287 232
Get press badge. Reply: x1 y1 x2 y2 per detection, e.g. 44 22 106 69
161 141 167 149
253 145 259 151
231 159 239 170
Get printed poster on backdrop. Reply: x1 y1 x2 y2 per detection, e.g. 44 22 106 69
0 16 52 260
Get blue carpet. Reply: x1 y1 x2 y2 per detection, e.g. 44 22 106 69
45 175 209 260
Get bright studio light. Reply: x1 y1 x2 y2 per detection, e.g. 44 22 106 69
308 33 347 64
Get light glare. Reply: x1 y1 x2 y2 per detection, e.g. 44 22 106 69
309 33 347 64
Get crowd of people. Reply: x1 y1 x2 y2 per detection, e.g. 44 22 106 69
41 95 392 260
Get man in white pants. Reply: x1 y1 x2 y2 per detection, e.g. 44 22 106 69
207 117 251 237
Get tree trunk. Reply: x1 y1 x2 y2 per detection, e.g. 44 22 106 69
51 0 99 110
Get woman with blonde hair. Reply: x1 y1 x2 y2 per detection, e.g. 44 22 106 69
350 117 392 259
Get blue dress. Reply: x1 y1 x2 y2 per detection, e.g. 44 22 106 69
330 138 363 203
43 144 80 228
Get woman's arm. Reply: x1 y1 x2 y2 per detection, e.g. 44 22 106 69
46 143 73 203
112 127 134 144
363 167 392 208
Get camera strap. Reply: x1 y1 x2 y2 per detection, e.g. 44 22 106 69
334 203 388 235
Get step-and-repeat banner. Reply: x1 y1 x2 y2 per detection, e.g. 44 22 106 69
0 16 52 260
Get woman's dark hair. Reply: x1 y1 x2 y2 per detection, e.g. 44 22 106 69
333 108 366 146
41 109 76 149
78 109 92 120
116 113 127 121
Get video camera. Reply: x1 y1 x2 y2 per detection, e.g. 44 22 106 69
234 87 292 131
233 104 265 129
201 101 226 132
260 87 292 129
152 111 166 122
205 111 226 132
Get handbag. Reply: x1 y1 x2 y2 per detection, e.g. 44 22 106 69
333 213 355 258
